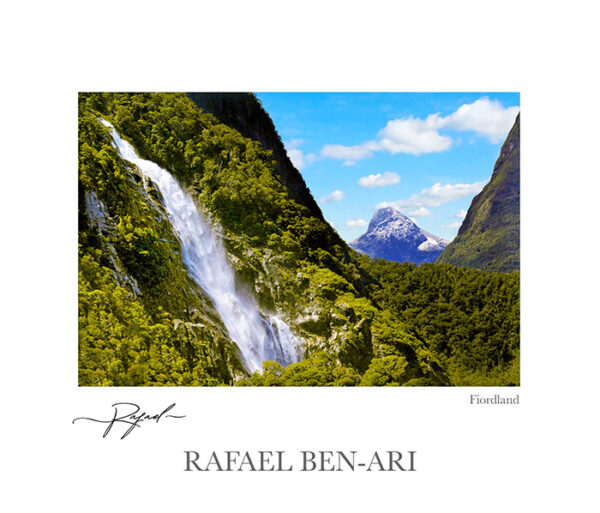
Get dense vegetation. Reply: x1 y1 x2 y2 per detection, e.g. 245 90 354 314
78 92 519 386
187 93 323 220
436 114 520 272
79 252 221 386
358 258 520 385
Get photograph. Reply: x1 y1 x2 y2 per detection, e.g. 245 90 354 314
79 92 520 387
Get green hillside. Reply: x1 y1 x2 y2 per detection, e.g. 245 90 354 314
436 114 520 272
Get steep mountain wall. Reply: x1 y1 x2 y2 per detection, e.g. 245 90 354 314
187 93 323 220
436 113 520 272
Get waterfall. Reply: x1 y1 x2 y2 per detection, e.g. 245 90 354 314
100 119 302 372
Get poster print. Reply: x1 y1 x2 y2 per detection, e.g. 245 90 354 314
5 1 600 511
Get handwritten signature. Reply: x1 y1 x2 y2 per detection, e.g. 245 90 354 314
72 402 185 439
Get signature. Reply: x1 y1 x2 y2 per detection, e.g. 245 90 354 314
72 402 185 439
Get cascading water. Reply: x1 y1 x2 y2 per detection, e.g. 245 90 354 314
101 119 302 372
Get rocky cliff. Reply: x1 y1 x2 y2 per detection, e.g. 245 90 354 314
436 114 520 272
187 93 323 220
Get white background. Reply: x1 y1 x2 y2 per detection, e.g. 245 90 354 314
2 1 599 511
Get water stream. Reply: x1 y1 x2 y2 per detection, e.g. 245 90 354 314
101 119 302 372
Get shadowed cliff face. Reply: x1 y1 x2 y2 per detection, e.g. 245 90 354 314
436 113 520 272
187 93 324 220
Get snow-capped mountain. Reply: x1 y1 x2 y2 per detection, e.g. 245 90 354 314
350 207 448 264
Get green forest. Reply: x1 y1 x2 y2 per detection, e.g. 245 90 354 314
78 92 519 387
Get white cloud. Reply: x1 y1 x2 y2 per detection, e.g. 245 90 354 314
318 97 518 161
442 221 462 229
455 208 467 220
287 148 304 170
320 141 379 161
285 139 306 170
406 181 488 208
442 98 520 143
358 172 401 188
319 190 345 204
346 218 368 228
406 206 431 217
342 160 356 167
379 114 452 155
440 209 468 230
377 180 487 213
286 138 304 148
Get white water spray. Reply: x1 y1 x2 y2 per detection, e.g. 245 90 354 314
101 120 302 372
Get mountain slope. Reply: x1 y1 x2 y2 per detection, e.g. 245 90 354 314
350 207 447 264
436 113 520 272
187 93 323 220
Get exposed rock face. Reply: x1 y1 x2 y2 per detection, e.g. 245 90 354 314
436 113 520 272
186 93 323 220
350 207 447 264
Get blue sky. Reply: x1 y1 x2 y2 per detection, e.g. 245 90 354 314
255 92 519 243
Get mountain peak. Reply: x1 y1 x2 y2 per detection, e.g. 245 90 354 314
366 207 420 241
350 207 447 264
369 207 411 229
